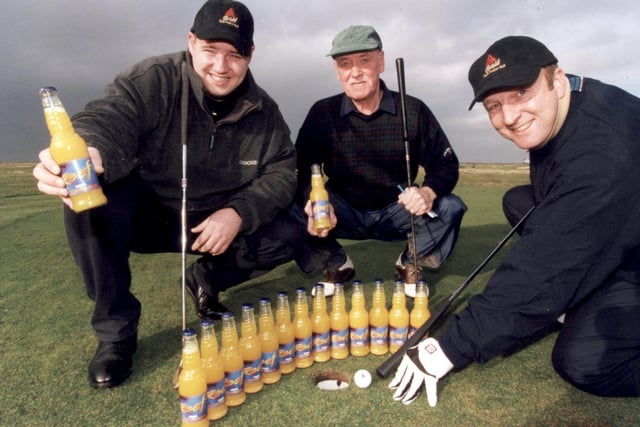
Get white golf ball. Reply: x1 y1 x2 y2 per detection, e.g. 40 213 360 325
354 369 372 388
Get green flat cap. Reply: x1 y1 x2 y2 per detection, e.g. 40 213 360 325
327 25 382 57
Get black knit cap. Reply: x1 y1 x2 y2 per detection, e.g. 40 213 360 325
191 0 254 57
468 35 557 110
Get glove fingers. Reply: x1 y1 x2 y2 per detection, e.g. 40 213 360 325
401 374 425 405
425 376 438 407
388 357 409 390
392 370 414 401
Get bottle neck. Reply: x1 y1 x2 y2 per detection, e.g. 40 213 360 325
221 319 239 347
200 326 219 354
241 314 257 337
311 174 324 189
182 337 202 369
392 287 406 308
351 286 365 309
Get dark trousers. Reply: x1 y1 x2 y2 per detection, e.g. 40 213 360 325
504 185 640 397
294 190 467 273
64 176 302 342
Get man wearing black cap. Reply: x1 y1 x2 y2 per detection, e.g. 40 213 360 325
390 35 640 406
294 25 467 298
33 0 302 389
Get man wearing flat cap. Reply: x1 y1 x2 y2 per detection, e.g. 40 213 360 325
294 25 467 299
33 0 303 389
391 35 640 407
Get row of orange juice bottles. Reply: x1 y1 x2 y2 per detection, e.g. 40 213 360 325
178 279 430 425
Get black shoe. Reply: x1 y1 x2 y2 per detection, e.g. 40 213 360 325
184 271 229 320
88 334 137 389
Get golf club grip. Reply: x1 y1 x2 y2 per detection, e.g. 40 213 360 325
376 299 452 378
395 58 409 141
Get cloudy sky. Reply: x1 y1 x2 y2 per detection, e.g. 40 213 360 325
1 0 638 163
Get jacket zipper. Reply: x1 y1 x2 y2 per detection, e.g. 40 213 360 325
209 126 216 150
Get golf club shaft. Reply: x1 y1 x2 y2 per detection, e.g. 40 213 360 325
395 57 419 273
376 204 536 378
180 143 187 331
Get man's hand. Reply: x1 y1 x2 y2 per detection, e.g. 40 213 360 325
398 186 437 216
33 147 104 210
303 199 337 238
191 207 242 255
388 338 453 407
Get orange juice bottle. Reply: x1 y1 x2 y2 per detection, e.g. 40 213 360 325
275 291 296 374
409 280 431 338
310 164 331 232
219 312 245 407
369 279 389 355
178 328 208 427
311 284 331 363
239 303 263 394
389 280 410 354
349 280 369 357
37 87 107 212
330 282 349 360
258 297 281 385
293 287 313 368
199 320 227 421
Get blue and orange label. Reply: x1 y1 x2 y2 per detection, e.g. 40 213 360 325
295 336 312 359
331 328 348 349
313 331 330 353
261 350 280 373
243 359 262 384
370 325 389 345
180 392 207 423
279 341 295 365
224 369 243 395
390 326 408 347
350 326 369 348
61 157 101 196
206 379 225 409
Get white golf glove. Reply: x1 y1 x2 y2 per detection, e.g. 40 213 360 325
388 337 453 407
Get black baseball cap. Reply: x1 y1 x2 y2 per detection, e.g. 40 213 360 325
468 36 557 110
191 0 254 57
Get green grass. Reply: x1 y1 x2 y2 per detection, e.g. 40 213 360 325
1 163 638 426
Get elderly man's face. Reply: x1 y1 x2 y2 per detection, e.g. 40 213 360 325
334 50 385 106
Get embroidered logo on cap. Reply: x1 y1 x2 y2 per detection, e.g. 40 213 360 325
483 54 506 79
219 7 239 29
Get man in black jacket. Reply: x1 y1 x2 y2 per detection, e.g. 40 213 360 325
391 35 640 407
32 0 302 389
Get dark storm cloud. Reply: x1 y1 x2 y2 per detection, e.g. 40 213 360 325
1 0 638 162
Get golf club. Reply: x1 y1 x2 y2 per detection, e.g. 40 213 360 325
395 57 420 276
173 62 190 389
376 204 536 378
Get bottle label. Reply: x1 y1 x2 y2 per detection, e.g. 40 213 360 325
206 378 225 409
224 368 243 395
312 200 330 220
331 328 348 349
60 157 101 196
390 326 409 347
180 393 207 423
349 326 369 348
370 325 389 345
261 350 280 373
243 359 261 384
295 336 312 359
279 341 295 365
312 331 330 353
